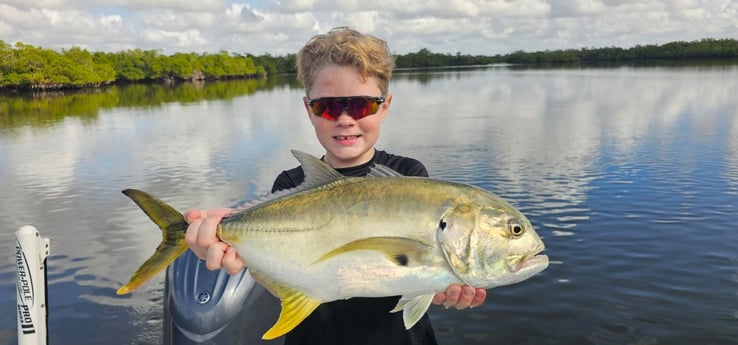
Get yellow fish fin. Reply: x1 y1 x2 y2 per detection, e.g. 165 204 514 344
259 277 322 340
389 294 435 329
117 189 189 295
313 237 431 267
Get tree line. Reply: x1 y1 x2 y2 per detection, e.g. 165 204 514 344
394 38 738 67
1 38 736 91
0 41 271 90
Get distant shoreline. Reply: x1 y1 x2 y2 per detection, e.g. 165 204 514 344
1 38 736 92
393 58 738 73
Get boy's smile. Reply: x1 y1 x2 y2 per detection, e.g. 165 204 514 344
334 134 361 145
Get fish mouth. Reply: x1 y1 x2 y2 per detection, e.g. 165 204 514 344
506 248 548 273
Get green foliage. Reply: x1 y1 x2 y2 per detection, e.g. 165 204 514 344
95 49 161 81
1 44 267 90
394 48 498 69
503 38 738 64
0 43 117 89
250 53 297 75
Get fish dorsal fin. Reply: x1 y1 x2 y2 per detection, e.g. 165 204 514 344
312 237 432 267
253 272 322 340
229 150 344 214
230 187 303 213
390 294 436 329
367 164 404 177
291 150 344 188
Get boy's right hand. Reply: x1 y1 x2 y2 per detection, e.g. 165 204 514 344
184 208 246 275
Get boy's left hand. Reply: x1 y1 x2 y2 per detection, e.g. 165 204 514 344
433 285 487 310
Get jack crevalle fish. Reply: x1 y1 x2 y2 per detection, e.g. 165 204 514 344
118 150 549 340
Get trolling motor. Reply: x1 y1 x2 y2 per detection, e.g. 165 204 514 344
162 250 283 344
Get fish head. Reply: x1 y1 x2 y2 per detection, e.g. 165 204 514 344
437 197 548 288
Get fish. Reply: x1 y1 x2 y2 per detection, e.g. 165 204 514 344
117 150 549 340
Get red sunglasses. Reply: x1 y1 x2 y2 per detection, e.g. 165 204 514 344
304 96 386 121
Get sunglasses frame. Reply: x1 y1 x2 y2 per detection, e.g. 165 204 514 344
304 96 386 121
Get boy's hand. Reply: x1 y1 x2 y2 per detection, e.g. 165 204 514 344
433 285 487 310
184 208 245 275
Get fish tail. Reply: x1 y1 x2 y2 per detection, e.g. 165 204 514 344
117 189 189 295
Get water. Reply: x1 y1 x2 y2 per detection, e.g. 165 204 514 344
1 64 737 344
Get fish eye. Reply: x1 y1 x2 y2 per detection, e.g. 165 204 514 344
508 220 525 237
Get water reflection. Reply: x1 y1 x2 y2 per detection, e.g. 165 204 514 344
1 64 737 344
0 78 284 130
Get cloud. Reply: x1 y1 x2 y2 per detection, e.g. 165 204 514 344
232 4 264 23
548 0 607 17
0 0 735 56
102 0 225 12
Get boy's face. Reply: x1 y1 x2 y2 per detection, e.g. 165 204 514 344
306 64 391 168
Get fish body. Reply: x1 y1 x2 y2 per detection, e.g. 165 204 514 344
119 150 548 340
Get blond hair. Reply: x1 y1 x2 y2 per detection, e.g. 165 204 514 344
297 27 394 96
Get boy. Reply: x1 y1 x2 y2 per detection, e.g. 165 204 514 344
185 27 487 344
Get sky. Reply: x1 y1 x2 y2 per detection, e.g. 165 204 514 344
0 0 736 56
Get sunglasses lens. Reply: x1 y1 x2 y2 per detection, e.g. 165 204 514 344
310 99 335 121
348 99 380 119
308 97 383 121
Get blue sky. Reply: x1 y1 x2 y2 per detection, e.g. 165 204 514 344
1 0 736 56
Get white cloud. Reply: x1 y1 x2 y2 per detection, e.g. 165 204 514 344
227 4 264 23
140 9 218 31
104 0 226 12
0 0 67 11
0 0 735 55
475 0 552 17
142 28 207 47
549 0 608 17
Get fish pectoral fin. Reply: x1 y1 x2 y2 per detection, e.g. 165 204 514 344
313 237 431 267
390 294 435 329
260 279 321 340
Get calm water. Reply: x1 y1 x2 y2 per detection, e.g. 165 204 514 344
1 64 737 344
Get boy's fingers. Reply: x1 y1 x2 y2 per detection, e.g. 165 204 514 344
432 293 446 305
454 286 475 310
442 285 462 309
471 288 487 307
205 242 228 270
186 209 206 223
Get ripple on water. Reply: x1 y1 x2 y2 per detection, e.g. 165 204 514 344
551 230 576 237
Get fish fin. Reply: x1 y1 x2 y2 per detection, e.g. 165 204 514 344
291 150 345 188
390 294 435 329
226 151 343 215
230 186 306 213
258 275 321 340
313 237 431 266
117 189 189 295
367 164 404 177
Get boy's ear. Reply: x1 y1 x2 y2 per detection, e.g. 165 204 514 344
303 98 314 120
379 93 392 122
